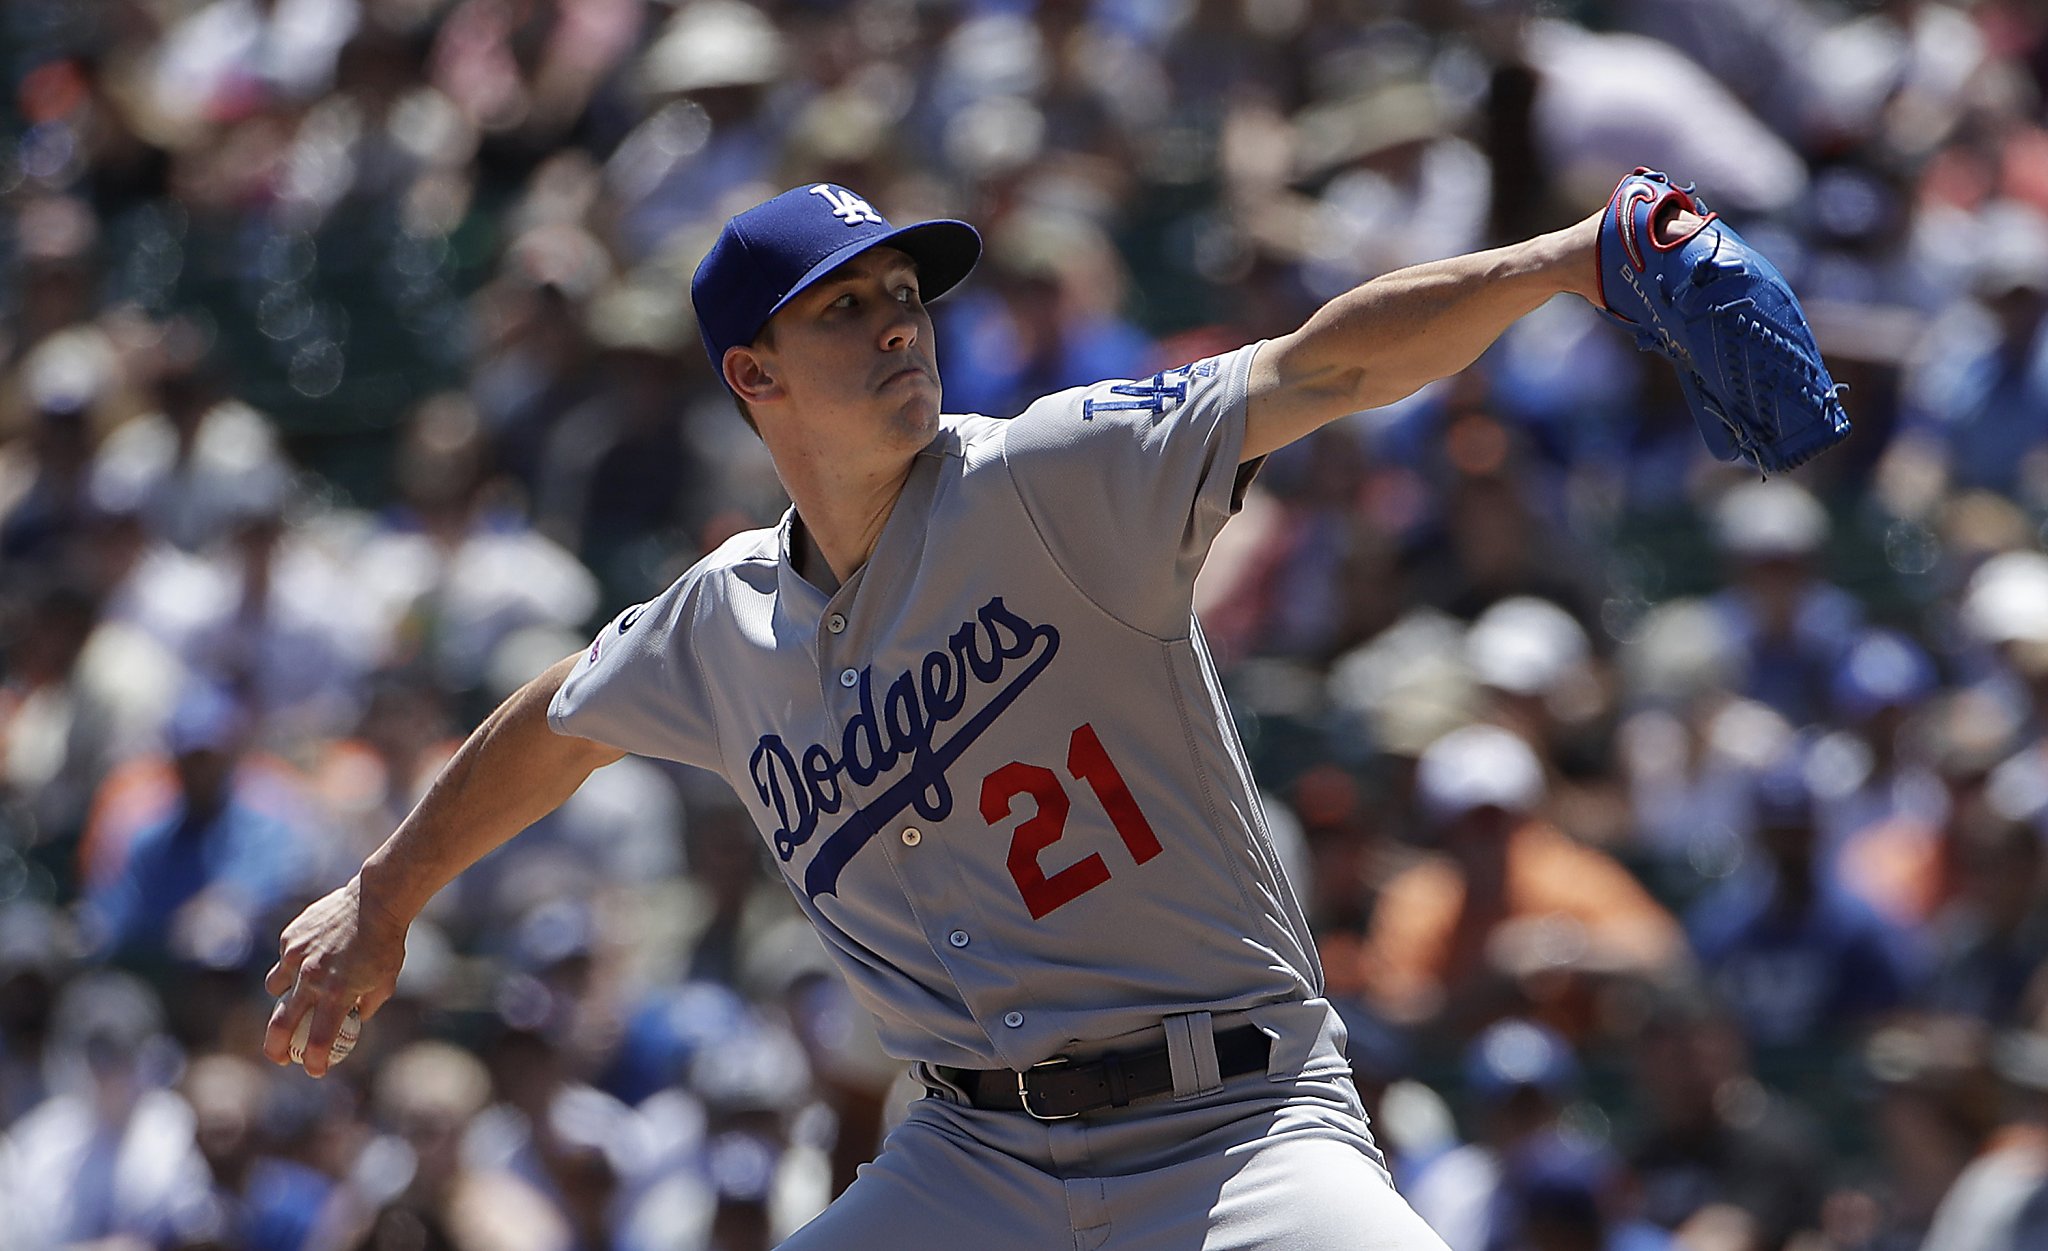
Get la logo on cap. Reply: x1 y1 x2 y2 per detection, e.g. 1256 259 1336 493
810 184 884 227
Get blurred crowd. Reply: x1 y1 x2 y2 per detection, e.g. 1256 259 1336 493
6 0 2048 1249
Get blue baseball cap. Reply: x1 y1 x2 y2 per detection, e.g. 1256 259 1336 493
166 682 245 756
1464 1018 1579 1103
1831 629 1937 722
1750 745 1817 829
691 183 981 384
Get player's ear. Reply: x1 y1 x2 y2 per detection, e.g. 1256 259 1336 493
724 345 781 405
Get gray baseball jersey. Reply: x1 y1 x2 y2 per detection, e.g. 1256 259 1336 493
549 342 1323 1070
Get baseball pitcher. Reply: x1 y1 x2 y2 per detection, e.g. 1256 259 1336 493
266 172 1841 1248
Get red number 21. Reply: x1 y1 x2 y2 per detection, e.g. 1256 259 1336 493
979 723 1163 919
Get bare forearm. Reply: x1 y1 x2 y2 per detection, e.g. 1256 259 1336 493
266 653 622 1070
1312 226 1596 398
358 654 623 922
1244 215 1601 460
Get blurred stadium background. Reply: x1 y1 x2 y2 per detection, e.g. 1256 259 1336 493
5 0 2048 1249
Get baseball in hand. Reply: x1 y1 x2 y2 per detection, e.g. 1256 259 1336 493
288 1006 361 1068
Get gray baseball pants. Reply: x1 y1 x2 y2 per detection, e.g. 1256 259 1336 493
775 1000 1451 1250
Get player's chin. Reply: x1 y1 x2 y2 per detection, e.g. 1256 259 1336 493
880 389 941 444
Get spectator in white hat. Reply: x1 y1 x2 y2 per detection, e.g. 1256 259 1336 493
1352 724 1685 1040
1959 550 2048 730
1885 201 2048 509
1708 479 1862 727
1466 596 1628 847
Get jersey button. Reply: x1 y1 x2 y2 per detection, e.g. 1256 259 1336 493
900 827 922 847
839 668 858 688
948 930 970 948
827 613 847 634
1003 1011 1025 1029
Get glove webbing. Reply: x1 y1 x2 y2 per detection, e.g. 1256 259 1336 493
1713 303 1849 473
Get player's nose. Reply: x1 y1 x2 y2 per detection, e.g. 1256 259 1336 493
879 302 919 352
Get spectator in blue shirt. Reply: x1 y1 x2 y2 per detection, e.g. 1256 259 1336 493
934 212 1157 420
1688 750 1917 1053
1889 203 2048 503
85 684 313 972
1706 480 1861 729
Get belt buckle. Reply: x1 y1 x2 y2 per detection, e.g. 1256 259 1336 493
1017 1058 1080 1121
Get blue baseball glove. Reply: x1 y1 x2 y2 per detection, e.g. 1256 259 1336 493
1597 168 1850 475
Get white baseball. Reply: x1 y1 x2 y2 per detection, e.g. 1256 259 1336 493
288 1006 361 1068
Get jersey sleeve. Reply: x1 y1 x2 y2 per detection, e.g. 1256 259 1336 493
997 341 1263 637
547 570 722 771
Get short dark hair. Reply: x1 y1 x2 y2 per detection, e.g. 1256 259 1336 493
729 321 775 436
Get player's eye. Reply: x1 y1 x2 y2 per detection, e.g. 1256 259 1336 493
895 285 920 304
830 293 857 310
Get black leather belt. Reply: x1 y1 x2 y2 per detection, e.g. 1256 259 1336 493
932 1024 1271 1120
